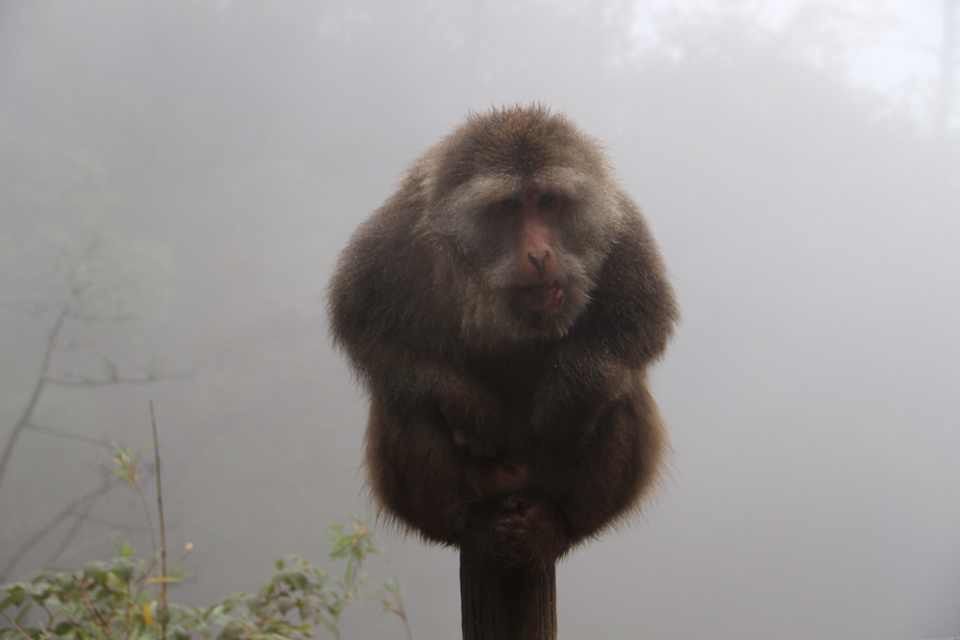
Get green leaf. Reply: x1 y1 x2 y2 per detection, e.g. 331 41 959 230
83 566 108 586
105 572 126 594
53 621 77 636
111 563 134 582
1 584 27 609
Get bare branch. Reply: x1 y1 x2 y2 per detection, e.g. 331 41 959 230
25 422 114 449
46 490 97 566
150 400 168 640
79 587 112 635
63 511 150 533
43 371 191 388
0 611 35 640
64 309 138 324
0 476 115 581
0 307 68 488
135 484 158 561
0 299 54 316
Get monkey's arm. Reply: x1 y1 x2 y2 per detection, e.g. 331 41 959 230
535 384 666 547
331 295 508 541
458 379 665 562
368 345 503 448
532 199 677 437
329 191 509 450
364 397 470 544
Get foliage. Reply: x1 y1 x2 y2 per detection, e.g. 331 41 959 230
0 521 387 640
1 448 410 640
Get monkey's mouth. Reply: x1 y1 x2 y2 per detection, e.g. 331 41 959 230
513 283 566 314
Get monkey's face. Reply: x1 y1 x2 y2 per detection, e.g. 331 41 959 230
412 106 627 349
424 169 621 348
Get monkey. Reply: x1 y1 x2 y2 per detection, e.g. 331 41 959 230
328 104 677 567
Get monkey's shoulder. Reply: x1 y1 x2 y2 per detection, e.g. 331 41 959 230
571 208 678 365
329 201 468 372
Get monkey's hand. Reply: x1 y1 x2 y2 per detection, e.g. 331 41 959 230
460 492 570 567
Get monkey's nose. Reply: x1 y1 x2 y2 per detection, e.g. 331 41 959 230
527 250 551 278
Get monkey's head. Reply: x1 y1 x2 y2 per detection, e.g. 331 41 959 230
416 105 626 349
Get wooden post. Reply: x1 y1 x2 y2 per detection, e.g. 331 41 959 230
460 549 557 640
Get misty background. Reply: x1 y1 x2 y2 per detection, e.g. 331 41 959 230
1 1 958 638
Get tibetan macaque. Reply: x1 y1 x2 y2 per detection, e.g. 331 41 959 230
329 105 677 567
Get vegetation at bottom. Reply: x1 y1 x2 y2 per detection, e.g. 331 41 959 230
1 444 411 640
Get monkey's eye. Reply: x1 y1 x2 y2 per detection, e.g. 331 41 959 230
538 192 560 211
497 197 523 215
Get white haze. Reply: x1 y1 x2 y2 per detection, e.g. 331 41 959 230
1 2 958 639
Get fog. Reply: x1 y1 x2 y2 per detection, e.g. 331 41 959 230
1 1 958 638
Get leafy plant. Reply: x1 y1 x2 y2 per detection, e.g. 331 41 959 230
0 522 388 640
1 413 411 640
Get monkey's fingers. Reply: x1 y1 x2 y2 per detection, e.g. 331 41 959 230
462 492 570 567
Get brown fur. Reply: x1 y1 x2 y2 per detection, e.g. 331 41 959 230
328 105 677 565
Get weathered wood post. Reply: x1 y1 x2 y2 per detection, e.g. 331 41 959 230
460 549 556 640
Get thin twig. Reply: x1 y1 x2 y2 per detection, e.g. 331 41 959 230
0 307 67 488
385 585 414 640
25 422 114 449
149 400 168 640
44 372 190 388
45 490 97 566
0 610 35 640
38 601 55 626
64 310 138 324
0 476 114 581
62 512 148 533
130 556 160 605
135 485 158 559
80 585 113 634
125 599 133 640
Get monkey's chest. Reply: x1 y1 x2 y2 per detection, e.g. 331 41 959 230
466 351 548 418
